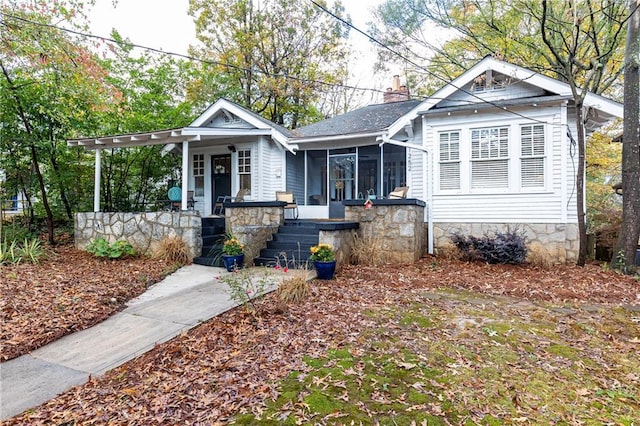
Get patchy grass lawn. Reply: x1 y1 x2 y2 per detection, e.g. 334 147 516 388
239 291 639 424
4 259 640 424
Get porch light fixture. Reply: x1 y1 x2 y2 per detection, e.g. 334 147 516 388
228 145 236 152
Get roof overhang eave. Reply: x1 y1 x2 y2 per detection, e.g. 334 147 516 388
419 94 574 115
291 130 386 144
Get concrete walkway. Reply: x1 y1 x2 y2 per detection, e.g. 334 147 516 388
0 264 283 420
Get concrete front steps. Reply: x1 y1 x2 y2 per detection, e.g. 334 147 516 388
254 220 320 268
192 217 226 267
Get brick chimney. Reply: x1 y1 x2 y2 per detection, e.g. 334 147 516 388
383 75 409 103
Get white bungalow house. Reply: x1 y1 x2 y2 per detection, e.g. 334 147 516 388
69 57 623 262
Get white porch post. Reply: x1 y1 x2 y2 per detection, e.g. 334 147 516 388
94 148 101 212
181 141 189 210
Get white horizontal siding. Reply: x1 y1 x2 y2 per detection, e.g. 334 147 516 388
408 149 425 200
423 103 578 225
255 137 285 201
406 121 425 200
432 192 564 223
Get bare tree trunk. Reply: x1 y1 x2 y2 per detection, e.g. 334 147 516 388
48 136 73 220
612 0 640 274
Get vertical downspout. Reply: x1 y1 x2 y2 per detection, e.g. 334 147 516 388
94 148 101 212
181 141 189 210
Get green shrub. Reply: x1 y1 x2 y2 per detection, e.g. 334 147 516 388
86 238 136 259
152 236 191 265
450 229 527 264
17 238 45 264
0 239 20 264
218 267 273 313
0 237 45 265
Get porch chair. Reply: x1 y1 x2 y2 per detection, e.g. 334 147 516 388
167 187 196 211
187 190 195 210
168 186 181 211
388 186 409 199
214 189 247 215
276 191 298 219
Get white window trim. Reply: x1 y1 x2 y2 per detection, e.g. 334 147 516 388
432 118 554 196
237 148 252 196
469 126 510 192
438 130 462 192
192 153 205 197
519 124 547 190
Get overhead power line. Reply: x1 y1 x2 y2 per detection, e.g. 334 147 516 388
0 11 388 97
308 0 574 127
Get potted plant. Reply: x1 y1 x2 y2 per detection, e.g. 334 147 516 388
222 232 244 272
310 243 336 279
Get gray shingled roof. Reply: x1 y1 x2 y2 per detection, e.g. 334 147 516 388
291 100 421 138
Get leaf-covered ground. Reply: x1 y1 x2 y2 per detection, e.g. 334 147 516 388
0 245 177 362
4 257 640 424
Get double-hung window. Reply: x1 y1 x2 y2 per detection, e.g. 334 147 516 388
471 127 509 189
238 149 251 193
439 131 460 190
193 154 205 197
520 124 545 188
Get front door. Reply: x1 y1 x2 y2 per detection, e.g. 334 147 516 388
212 154 231 214
329 153 356 218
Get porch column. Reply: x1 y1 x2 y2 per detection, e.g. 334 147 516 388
181 141 189 210
94 148 101 212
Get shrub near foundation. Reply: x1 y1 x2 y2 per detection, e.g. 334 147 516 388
451 229 527 264
350 233 385 266
86 237 136 259
151 236 191 265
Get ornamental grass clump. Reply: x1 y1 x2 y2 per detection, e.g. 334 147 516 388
310 243 335 262
222 233 244 256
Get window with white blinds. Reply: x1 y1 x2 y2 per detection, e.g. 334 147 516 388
520 124 545 188
471 127 509 189
439 131 461 190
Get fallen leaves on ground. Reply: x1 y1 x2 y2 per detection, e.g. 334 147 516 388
1 245 177 362
4 256 640 424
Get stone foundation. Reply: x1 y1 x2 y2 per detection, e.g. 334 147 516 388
225 201 285 265
432 222 579 263
75 211 202 259
318 224 359 266
344 199 426 263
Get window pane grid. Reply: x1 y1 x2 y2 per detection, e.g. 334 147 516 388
238 150 251 174
238 150 251 192
193 154 205 196
471 127 509 160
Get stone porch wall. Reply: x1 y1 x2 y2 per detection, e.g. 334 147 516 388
344 199 426 263
433 222 579 263
318 225 359 267
225 201 285 265
75 211 202 259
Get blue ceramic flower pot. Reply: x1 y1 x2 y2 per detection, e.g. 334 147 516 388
222 254 244 272
314 260 336 280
